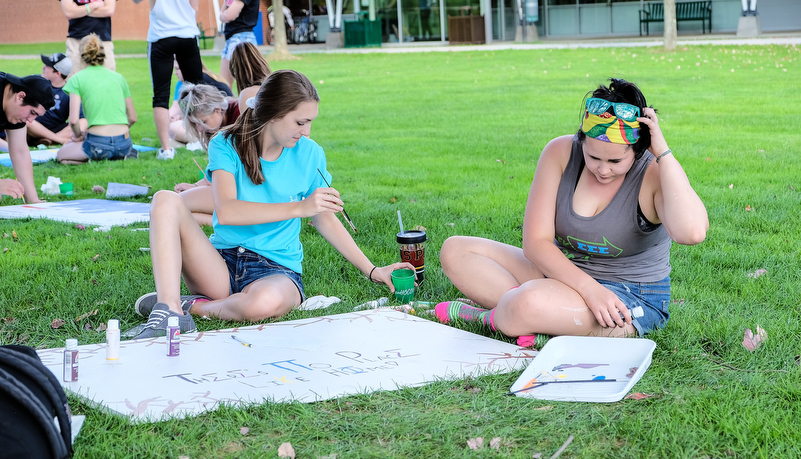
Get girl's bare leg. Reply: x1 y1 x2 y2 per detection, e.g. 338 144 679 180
492 279 636 337
189 275 301 322
149 190 229 315
440 235 543 308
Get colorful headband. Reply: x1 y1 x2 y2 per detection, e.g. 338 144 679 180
581 111 640 145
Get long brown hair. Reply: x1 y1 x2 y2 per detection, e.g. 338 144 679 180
222 69 319 185
229 42 271 92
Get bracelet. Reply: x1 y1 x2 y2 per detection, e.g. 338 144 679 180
655 149 672 163
86 4 91 14
368 266 377 283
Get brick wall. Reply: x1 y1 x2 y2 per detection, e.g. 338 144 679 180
0 0 222 44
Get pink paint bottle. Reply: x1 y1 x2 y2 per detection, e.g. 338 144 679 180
63 339 78 382
166 316 180 357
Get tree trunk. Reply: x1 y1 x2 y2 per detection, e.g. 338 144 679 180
663 0 677 51
269 0 297 61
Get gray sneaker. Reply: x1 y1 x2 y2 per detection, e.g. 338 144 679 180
134 292 210 317
132 303 197 339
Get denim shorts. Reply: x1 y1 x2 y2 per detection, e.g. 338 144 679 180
217 246 305 301
221 32 258 60
81 133 137 161
596 276 671 337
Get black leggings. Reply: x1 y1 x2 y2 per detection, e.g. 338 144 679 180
148 36 203 109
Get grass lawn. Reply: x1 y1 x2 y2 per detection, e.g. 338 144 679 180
1 43 800 457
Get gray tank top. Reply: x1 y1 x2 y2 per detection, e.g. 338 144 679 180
553 136 671 282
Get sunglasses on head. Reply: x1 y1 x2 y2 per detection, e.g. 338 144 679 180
585 97 641 122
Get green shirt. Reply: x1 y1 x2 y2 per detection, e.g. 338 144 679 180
63 66 130 128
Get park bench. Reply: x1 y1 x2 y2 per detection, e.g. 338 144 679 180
639 1 712 36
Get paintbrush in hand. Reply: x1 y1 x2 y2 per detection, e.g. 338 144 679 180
316 168 357 233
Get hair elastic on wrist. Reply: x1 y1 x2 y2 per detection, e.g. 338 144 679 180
655 149 672 163
368 266 377 282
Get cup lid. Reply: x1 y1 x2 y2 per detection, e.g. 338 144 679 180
397 230 426 244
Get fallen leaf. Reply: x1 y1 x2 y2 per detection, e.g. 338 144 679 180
83 322 94 331
533 405 553 411
75 224 85 231
624 392 655 400
745 205 752 211
533 454 543 459
239 427 249 436
91 254 100 261
496 159 506 164
789 185 796 191
467 437 483 450
2 232 7 238
277 442 295 458
490 437 501 450
747 268 767 278
11 230 18 241
223 442 243 453
97 323 107 331
1 317 15 324
410 199 415 203
390 197 397 203
91 279 98 285
92 185 105 194
742 326 767 351
51 319 66 329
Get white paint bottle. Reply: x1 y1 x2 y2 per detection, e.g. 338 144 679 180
166 316 180 357
63 339 78 382
106 319 120 360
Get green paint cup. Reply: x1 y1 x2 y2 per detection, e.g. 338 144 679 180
391 269 415 304
59 183 73 196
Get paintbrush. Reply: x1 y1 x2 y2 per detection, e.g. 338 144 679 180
192 157 208 181
506 379 619 396
316 168 357 233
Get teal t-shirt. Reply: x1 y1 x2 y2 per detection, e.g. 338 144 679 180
63 66 130 128
206 133 331 274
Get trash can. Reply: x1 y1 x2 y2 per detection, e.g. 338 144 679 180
344 17 382 48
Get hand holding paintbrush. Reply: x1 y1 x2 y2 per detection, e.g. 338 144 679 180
316 168 357 233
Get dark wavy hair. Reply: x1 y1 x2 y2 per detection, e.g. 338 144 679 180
223 69 319 185
577 78 654 159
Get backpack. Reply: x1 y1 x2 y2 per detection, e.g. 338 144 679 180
0 344 73 459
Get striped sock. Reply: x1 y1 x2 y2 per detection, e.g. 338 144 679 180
516 334 550 349
434 301 496 331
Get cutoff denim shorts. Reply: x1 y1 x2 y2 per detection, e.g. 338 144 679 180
81 133 137 161
221 31 258 60
596 276 671 336
217 246 305 302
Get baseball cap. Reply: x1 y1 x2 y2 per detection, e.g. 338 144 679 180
41 53 72 76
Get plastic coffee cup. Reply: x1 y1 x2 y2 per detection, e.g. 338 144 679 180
397 230 426 283
391 269 415 303
59 183 73 196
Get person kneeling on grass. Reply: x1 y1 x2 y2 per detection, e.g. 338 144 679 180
436 78 708 346
132 69 414 338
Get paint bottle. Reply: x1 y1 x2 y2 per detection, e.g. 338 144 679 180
353 297 389 311
106 319 120 360
63 339 78 382
166 316 180 357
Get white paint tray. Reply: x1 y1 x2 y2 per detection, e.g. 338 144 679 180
510 336 656 402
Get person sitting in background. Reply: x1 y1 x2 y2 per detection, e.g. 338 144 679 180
56 33 137 164
0 72 54 202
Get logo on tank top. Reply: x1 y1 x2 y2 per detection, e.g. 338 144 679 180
560 235 623 258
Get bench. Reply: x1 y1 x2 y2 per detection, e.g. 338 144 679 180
640 1 712 36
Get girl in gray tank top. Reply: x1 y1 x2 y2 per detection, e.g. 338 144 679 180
436 78 708 343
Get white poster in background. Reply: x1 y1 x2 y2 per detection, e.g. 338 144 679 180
0 199 150 227
38 309 537 423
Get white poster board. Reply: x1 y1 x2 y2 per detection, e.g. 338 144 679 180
0 199 150 227
38 309 536 423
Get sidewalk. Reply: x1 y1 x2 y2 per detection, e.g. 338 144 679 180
0 32 798 61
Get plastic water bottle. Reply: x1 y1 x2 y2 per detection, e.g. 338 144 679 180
63 339 78 382
166 317 180 357
106 319 120 360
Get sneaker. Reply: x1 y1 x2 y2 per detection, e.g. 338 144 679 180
132 303 197 339
157 148 175 160
134 292 210 317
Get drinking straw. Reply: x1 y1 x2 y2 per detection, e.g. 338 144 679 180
397 210 404 235
316 168 357 233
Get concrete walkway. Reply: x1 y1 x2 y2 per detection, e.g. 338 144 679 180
0 32 798 60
